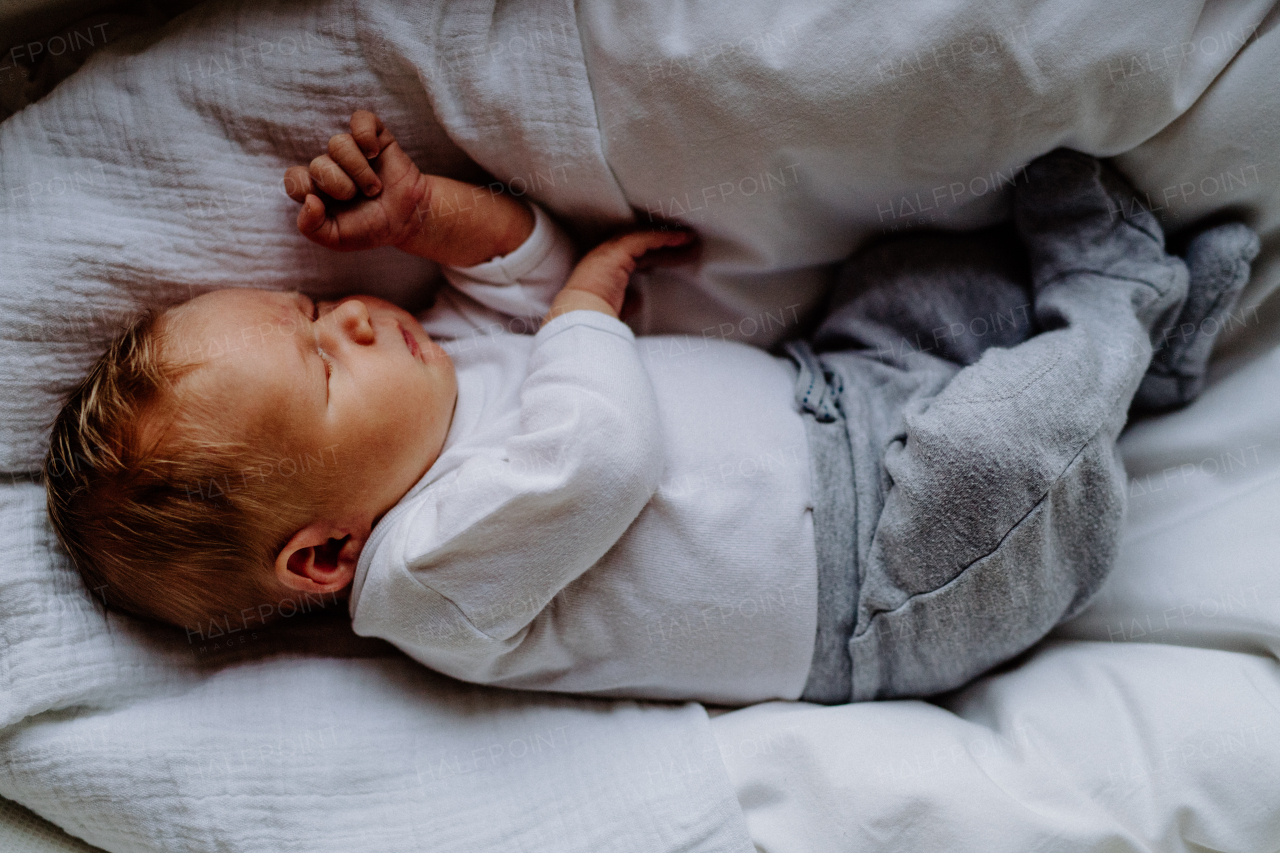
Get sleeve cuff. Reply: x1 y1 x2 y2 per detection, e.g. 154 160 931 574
535 309 637 345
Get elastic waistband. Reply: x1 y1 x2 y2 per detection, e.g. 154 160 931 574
783 340 857 705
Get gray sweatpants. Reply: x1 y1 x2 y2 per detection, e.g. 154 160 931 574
791 149 1255 704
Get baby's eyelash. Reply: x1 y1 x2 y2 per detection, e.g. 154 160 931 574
305 297 331 379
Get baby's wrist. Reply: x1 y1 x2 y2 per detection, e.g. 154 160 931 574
489 197 536 259
397 176 535 267
545 288 619 323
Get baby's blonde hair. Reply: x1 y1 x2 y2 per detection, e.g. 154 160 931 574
44 308 328 634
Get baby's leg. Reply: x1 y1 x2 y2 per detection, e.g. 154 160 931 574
833 150 1189 701
817 210 1258 424
811 224 1036 370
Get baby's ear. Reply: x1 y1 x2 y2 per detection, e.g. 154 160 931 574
275 523 366 594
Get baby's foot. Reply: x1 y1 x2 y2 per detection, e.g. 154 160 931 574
1013 148 1188 337
1131 221 1260 412
1014 149 1178 288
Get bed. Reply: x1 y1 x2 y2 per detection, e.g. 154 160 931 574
2 0 1278 850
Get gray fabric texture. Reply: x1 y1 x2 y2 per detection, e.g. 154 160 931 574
1132 222 1261 411
793 149 1258 703
785 341 856 705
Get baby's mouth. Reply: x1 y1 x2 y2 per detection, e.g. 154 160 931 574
400 323 423 362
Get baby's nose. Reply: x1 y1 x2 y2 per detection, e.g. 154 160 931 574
329 298 376 344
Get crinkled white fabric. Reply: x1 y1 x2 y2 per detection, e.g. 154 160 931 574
0 482 754 853
2 0 1280 850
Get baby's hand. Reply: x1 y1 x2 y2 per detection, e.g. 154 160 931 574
283 110 431 252
546 229 696 323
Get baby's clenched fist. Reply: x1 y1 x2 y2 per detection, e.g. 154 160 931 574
283 109 431 252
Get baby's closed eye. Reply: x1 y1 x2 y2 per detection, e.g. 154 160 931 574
298 294 334 380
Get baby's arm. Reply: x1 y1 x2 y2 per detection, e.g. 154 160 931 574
283 109 534 267
426 209 692 342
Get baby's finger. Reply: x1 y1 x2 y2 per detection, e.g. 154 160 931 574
612 229 695 258
309 154 357 201
296 194 330 238
349 110 390 158
328 133 382 196
635 233 700 271
283 165 314 203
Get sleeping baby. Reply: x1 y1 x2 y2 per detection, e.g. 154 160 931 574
45 111 1258 705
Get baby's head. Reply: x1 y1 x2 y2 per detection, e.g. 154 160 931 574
45 288 456 632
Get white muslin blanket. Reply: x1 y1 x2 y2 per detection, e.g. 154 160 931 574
2 0 1279 850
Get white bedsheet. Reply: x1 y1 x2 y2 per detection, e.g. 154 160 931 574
2 0 1279 850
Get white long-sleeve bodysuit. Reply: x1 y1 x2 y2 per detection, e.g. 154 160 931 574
348 205 818 705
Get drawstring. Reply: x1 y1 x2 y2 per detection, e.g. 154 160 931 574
783 340 842 423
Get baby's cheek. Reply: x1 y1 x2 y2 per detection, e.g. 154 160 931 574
422 336 451 365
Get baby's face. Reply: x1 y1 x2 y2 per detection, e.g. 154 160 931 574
163 288 457 526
